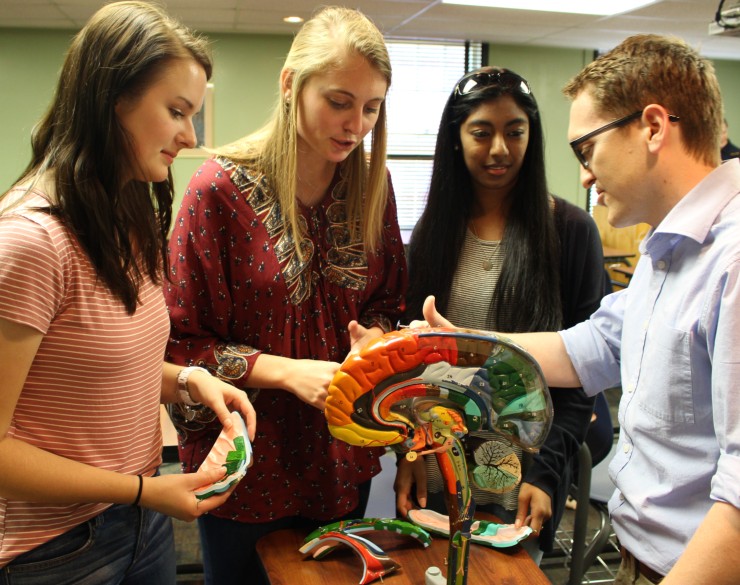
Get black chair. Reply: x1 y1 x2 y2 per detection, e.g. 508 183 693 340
568 391 620 585
566 442 616 584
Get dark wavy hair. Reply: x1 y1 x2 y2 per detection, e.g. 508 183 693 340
11 1 212 314
406 66 562 332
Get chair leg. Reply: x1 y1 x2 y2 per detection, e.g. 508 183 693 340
582 503 612 570
567 442 592 585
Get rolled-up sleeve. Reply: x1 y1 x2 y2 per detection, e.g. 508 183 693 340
559 289 625 397
708 256 740 509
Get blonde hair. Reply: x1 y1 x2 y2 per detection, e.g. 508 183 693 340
563 34 722 167
216 6 391 252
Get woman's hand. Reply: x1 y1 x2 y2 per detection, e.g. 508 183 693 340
283 359 340 410
139 468 241 522
347 321 384 357
240 354 341 411
186 369 256 441
515 482 552 536
394 456 428 518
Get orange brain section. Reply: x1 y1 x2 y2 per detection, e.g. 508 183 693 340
325 329 460 446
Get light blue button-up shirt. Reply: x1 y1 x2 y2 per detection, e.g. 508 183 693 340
560 159 740 576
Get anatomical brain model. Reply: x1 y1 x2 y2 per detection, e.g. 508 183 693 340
323 327 553 585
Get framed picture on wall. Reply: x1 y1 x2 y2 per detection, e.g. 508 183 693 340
181 82 214 157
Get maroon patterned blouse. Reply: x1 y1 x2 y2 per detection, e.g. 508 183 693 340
165 157 407 523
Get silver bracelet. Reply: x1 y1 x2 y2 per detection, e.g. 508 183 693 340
176 366 209 406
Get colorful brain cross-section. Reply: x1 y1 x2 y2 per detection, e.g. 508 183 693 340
325 327 553 456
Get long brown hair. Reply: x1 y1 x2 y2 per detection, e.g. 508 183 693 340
10 1 212 314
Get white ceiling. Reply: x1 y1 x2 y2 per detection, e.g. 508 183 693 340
1 0 739 60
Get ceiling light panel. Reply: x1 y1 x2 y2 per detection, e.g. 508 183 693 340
441 0 658 16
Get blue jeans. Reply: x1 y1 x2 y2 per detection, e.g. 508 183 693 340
1 504 176 585
199 479 371 585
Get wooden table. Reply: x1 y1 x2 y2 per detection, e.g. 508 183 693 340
256 521 550 585
602 246 636 266
609 263 635 290
611 264 635 278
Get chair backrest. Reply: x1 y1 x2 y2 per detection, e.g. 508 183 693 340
586 391 613 468
565 391 618 585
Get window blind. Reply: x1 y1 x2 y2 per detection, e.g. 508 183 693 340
370 40 483 239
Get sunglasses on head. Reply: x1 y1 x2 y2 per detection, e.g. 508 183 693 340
453 69 532 100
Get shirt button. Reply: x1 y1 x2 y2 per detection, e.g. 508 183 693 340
626 383 635 393
656 260 666 270
623 443 631 454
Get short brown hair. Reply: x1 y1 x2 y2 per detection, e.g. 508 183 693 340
563 34 722 166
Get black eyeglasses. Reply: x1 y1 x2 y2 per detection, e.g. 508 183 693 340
453 70 532 100
570 110 681 169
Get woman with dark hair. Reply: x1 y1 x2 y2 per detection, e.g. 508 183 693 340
398 67 608 560
0 2 255 583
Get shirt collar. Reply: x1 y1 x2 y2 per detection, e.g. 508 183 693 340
641 159 740 255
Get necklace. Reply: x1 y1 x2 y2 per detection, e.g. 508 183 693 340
469 221 500 272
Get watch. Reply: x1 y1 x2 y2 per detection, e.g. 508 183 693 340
176 366 209 406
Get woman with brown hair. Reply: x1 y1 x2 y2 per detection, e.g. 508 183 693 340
0 3 255 583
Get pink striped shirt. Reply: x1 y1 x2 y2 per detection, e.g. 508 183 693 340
0 191 169 567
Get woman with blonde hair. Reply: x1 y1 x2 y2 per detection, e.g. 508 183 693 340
165 6 406 584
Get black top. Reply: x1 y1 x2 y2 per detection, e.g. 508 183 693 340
529 196 609 551
405 196 609 551
721 139 740 161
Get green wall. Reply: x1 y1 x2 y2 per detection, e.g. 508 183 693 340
714 58 740 131
0 29 292 205
171 33 292 201
0 29 74 190
1 27 738 211
487 43 593 206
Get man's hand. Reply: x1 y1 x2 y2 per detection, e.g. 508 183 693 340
409 295 454 328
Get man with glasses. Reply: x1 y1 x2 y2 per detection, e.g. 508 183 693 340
419 33 740 585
